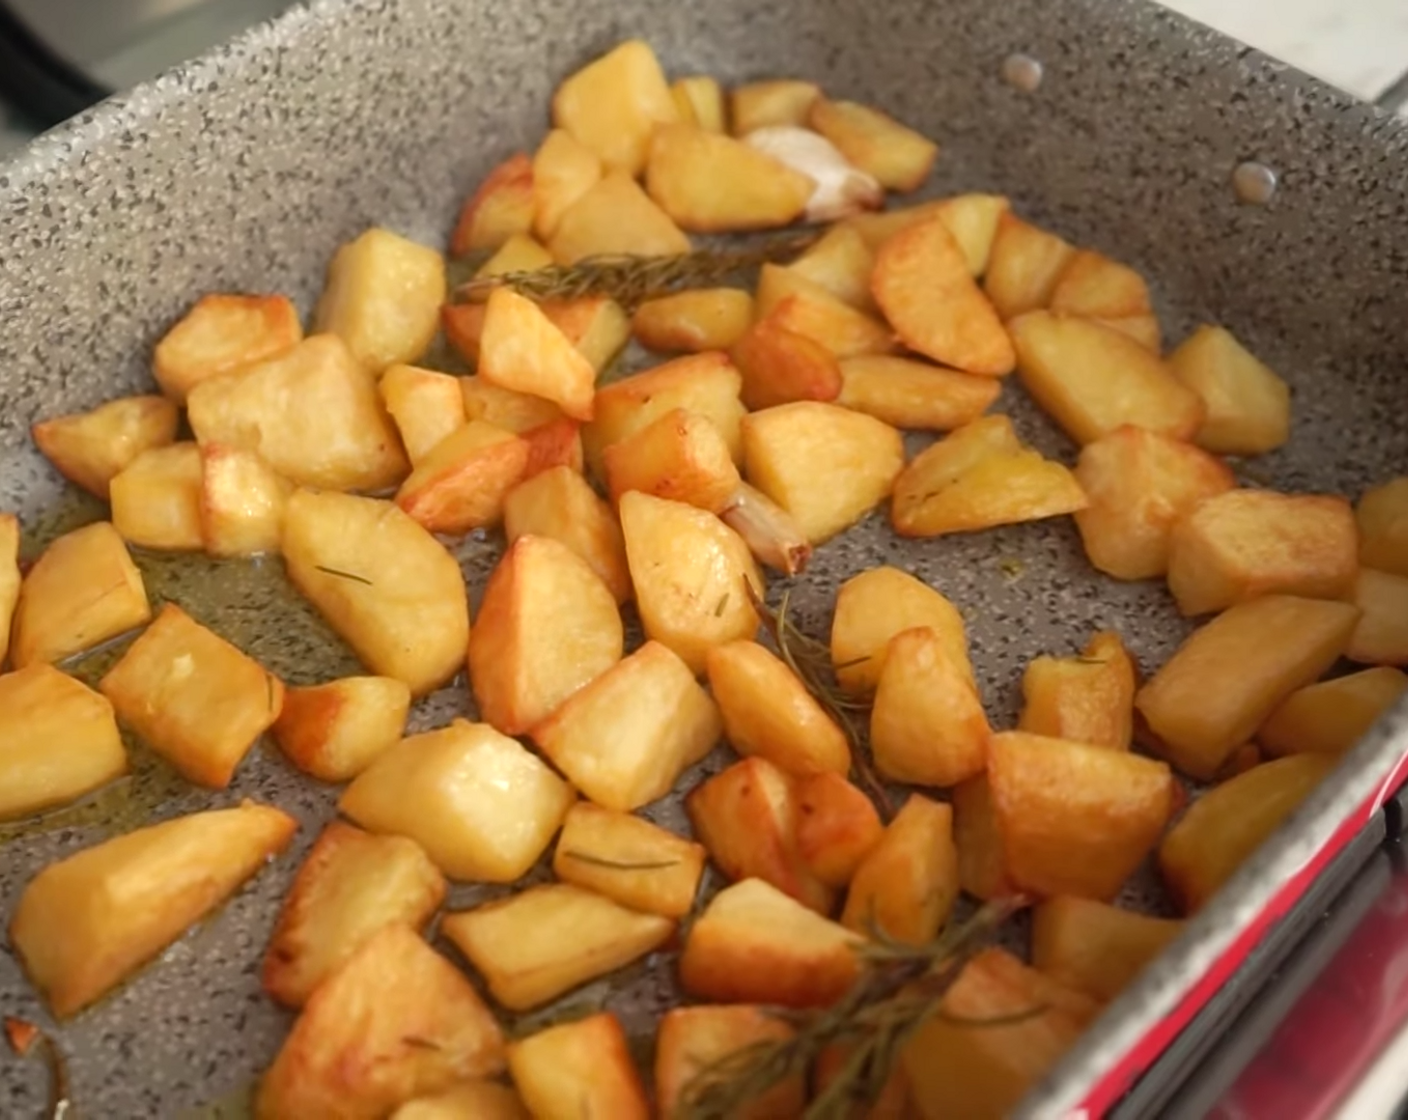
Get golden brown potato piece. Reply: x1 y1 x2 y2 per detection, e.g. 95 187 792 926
731 317 844 411
398 411 531 532
795 771 884 890
871 626 990 787
551 39 677 176
0 513 18 665
1137 595 1362 779
187 333 409 492
257 923 504 1120
552 802 706 918
1032 896 1184 1002
503 466 630 604
1073 424 1237 580
509 1013 649 1120
872 215 1014 376
1159 754 1338 913
706 639 850 776
198 444 294 558
1010 311 1204 445
537 296 632 375
100 603 282 788
468 534 623 735
656 1005 805 1120
842 795 958 944
1167 325 1290 456
520 415 583 479
1019 631 1137 750
619 491 762 673
392 1083 528 1120
272 676 411 782
153 293 303 403
632 288 754 353
788 223 877 310
717 480 814 577
891 413 1087 539
341 719 573 883
477 288 596 421
442 883 674 1011
0 664 126 821
1048 249 1152 319
953 775 1014 901
282 490 469 696
647 124 814 232
1347 568 1408 666
743 401 904 544
983 213 1076 320
1260 668 1408 757
837 354 1000 432
32 395 180 500
109 442 204 551
831 566 971 696
532 128 603 242
1166 490 1359 616
688 756 835 914
672 76 726 132
10 521 150 668
730 80 820 134
988 730 1174 900
11 801 296 1019
450 152 535 256
549 171 691 264
1358 477 1408 578
603 407 742 513
679 877 861 1007
263 821 446 1008
379 365 467 465
808 98 938 192
755 265 897 359
533 640 721 811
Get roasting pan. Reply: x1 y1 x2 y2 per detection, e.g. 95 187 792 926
2 0 1407 1116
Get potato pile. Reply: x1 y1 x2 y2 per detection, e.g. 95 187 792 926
3 35 1408 1120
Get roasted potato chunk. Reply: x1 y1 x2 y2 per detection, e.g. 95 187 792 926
730 79 819 133
808 98 938 192
1136 595 1362 779
953 776 1015 901
32 394 180 499
442 884 674 1011
552 802 706 918
788 223 877 309
153 293 302 404
1048 249 1152 319
461 375 565 433
341 719 574 882
392 1082 528 1120
1167 325 1291 456
732 318 843 411
282 489 470 696
837 354 1000 432
198 444 294 558
755 265 897 359
1357 477 1408 578
10 520 150 668
632 288 755 353
656 1005 805 1120
509 1013 649 1120
0 513 17 666
842 795 958 944
1260 668 1408 757
549 171 691 263
795 771 884 891
551 39 677 176
533 640 721 811
477 288 597 420
672 75 726 132
535 296 632 374
983 213 1076 320
532 128 602 241
478 233 552 279
520 415 583 479
646 124 813 231
258 923 504 1120
11 801 295 1018
1032 896 1184 1002
1347 568 1408 666
604 407 742 513
109 442 204 551
263 821 446 1008
1018 631 1137 750
503 465 631 603
1095 312 1162 352
271 675 412 782
100 603 283 788
450 152 535 255
379 365 467 465
393 420 529 535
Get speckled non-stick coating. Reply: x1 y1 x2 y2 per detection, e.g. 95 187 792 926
1 0 1407 1116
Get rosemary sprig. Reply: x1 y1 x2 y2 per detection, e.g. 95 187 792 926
452 232 819 310
314 564 374 586
679 897 1027 1120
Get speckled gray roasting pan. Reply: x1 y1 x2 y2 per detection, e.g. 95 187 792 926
2 0 1407 1116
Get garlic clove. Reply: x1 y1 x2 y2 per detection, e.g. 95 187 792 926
743 126 885 223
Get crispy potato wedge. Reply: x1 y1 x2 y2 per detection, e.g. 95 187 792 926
983 213 1076 320
808 98 938 192
1048 249 1152 319
153 293 302 404
263 821 446 1008
731 317 843 411
988 730 1174 900
842 795 958 944
717 480 814 577
272 675 411 782
730 80 820 134
1167 325 1290 456
1167 490 1359 616
394 420 530 535
0 513 17 666
392 1083 528 1120
1260 668 1408 757
604 407 742 513
503 465 630 603
787 222 877 310
451 152 535 256
632 288 755 353
1348 568 1408 665
379 365 467 465
109 442 204 552
1137 595 1362 779
679 878 861 1007
532 128 603 242
509 1013 649 1120
672 75 726 132
743 401 904 544
100 603 283 788
187 334 409 492
551 39 677 176
533 640 722 811
282 490 469 695
341 719 573 882
1032 897 1184 1002
795 771 885 890
549 171 691 263
32 395 180 499
552 802 706 918
656 1005 805 1120
442 884 674 1011
477 288 596 421
198 444 293 558
474 232 554 280
1160 754 1338 913
953 775 1015 901
10 521 150 668
258 923 504 1120
461 375 564 432
1073 425 1237 580
837 354 1000 432
647 124 814 232
1019 631 1137 750
11 802 295 1019
831 566 971 696
0 664 126 821
756 264 897 359
1358 477 1408 578
468 534 623 735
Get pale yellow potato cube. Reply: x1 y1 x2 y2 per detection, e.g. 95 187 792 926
314 227 446 374
787 222 877 309
1259 668 1407 757
477 288 596 421
109 442 204 551
442 884 674 1011
531 129 603 242
198 444 294 558
392 1082 528 1120
0 664 126 821
262 821 446 1008
552 802 706 918
32 394 180 499
532 640 721 811
655 1005 805 1120
931 193 1012 276
844 198 947 250
1048 249 1152 319
0 513 17 665
340 719 574 882
1167 325 1290 456
271 675 412 782
153 293 302 404
730 80 820 134
551 39 678 176
795 771 884 890
831 566 971 695
755 264 897 359
1347 568 1408 666
379 365 467 465
731 317 843 411
604 407 742 513
503 466 631 604
461 375 564 432
532 295 631 374
509 1013 649 1120
549 172 691 264
983 212 1076 320
1032 896 1184 1002
474 232 554 280
450 152 535 256
672 76 726 133
1358 477 1408 577
10 801 296 1018
1019 631 1137 751
394 420 530 536
808 98 938 192
631 288 755 353
646 124 813 232
282 489 469 696
842 795 957 944
837 354 1001 432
